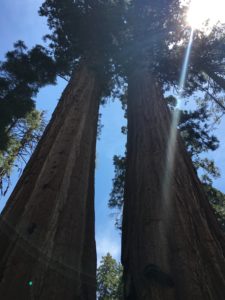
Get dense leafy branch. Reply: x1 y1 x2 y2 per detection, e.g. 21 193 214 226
0 41 57 151
0 110 46 196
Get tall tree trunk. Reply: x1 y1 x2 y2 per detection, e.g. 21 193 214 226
122 68 225 300
0 62 101 300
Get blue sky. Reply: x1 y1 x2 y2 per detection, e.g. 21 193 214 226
0 0 224 264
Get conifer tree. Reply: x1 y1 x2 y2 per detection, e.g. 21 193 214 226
0 109 46 195
116 1 225 298
97 253 123 300
0 1 124 299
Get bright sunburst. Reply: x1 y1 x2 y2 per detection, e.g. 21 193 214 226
187 0 225 30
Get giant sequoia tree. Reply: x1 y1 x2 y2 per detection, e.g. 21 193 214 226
118 1 225 299
0 1 124 299
123 69 225 299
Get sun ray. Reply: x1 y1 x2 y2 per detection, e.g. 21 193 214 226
161 28 194 223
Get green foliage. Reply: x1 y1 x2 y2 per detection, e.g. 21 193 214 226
160 22 225 101
179 107 219 155
114 0 186 76
204 184 225 232
39 0 125 80
109 155 126 230
121 2 225 108
177 105 220 184
166 96 221 183
97 253 123 300
0 110 46 195
195 159 220 185
0 41 57 150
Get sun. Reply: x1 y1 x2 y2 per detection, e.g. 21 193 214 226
187 0 225 30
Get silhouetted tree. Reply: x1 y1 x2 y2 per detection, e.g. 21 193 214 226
0 1 124 299
0 41 56 150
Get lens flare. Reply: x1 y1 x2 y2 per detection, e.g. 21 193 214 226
28 281 33 286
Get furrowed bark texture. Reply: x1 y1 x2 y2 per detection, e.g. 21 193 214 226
0 62 100 299
122 69 225 300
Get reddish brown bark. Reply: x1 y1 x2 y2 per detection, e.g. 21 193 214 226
0 62 100 299
122 68 225 299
